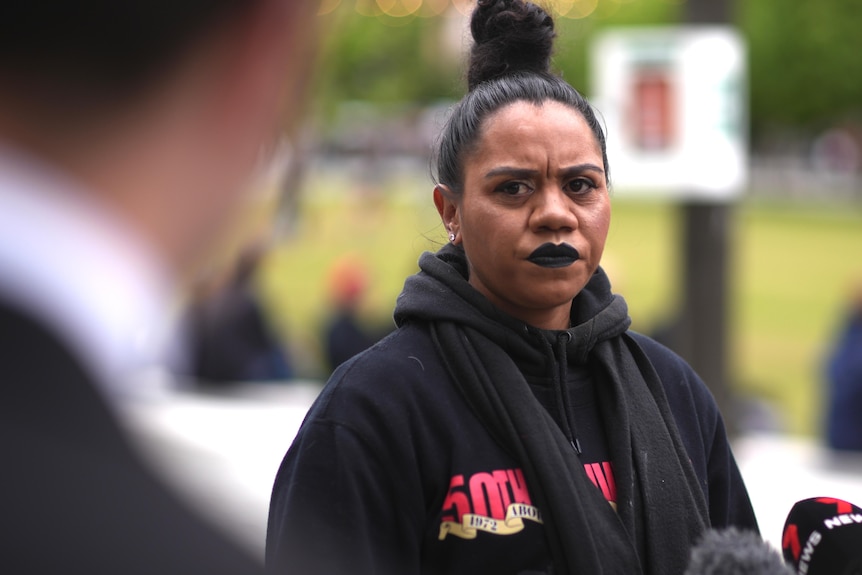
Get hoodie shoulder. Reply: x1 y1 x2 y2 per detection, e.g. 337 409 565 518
628 331 715 407
338 322 443 381
310 322 452 420
627 330 723 458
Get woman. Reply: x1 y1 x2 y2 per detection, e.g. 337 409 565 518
266 1 758 573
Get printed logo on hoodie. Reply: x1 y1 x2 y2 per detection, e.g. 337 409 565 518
439 468 542 540
438 463 617 540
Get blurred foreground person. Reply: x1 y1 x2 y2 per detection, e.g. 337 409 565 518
0 1 316 572
266 1 757 574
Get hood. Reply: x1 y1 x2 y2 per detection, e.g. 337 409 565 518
393 243 631 371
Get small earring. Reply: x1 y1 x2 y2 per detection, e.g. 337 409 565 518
448 231 456 242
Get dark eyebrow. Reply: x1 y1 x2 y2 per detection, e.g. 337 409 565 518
484 163 605 180
559 163 605 178
483 166 539 180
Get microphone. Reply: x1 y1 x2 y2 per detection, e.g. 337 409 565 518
684 527 793 575
782 497 862 575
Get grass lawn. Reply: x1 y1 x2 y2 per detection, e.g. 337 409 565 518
256 166 862 437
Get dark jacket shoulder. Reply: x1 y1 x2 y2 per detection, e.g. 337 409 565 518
0 300 266 574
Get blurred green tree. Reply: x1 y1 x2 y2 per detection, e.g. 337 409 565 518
311 1 680 120
311 1 862 141
311 8 462 121
738 0 862 137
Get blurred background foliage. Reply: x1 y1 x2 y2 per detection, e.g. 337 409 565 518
740 0 862 136
311 0 862 142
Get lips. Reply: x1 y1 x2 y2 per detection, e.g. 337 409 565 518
527 242 580 268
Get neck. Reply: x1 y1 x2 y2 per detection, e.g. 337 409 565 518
519 306 572 331
487 297 572 331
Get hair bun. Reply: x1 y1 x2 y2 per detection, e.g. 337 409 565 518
467 0 556 91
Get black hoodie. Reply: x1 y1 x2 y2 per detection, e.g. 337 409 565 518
266 245 757 575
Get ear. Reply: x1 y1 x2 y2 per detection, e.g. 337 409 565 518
433 184 460 243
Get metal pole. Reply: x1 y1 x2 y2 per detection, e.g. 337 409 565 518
677 202 735 435
685 0 730 24
678 0 738 435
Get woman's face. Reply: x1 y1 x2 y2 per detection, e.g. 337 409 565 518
435 100 611 330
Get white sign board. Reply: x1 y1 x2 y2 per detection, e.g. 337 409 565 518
590 26 747 200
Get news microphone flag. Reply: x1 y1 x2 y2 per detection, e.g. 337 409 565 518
782 496 862 575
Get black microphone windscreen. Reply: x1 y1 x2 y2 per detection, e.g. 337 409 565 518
684 527 793 575
782 497 862 575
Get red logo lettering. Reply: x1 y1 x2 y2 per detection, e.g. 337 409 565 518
816 497 854 514
782 523 800 561
469 472 505 518
583 461 617 503
441 468 534 523
507 468 532 505
441 475 470 523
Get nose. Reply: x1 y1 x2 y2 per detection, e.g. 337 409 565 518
529 186 578 233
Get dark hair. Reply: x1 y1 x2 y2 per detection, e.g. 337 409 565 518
0 2 253 113
433 0 609 193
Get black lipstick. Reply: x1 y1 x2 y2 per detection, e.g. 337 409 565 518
527 243 580 268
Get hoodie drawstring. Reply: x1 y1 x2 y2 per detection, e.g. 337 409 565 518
553 331 582 456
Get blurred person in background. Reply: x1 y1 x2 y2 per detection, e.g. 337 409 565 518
824 280 862 451
187 240 293 385
0 1 316 572
265 1 757 574
322 256 391 373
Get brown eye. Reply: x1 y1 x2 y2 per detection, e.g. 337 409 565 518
566 178 596 195
498 182 531 196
